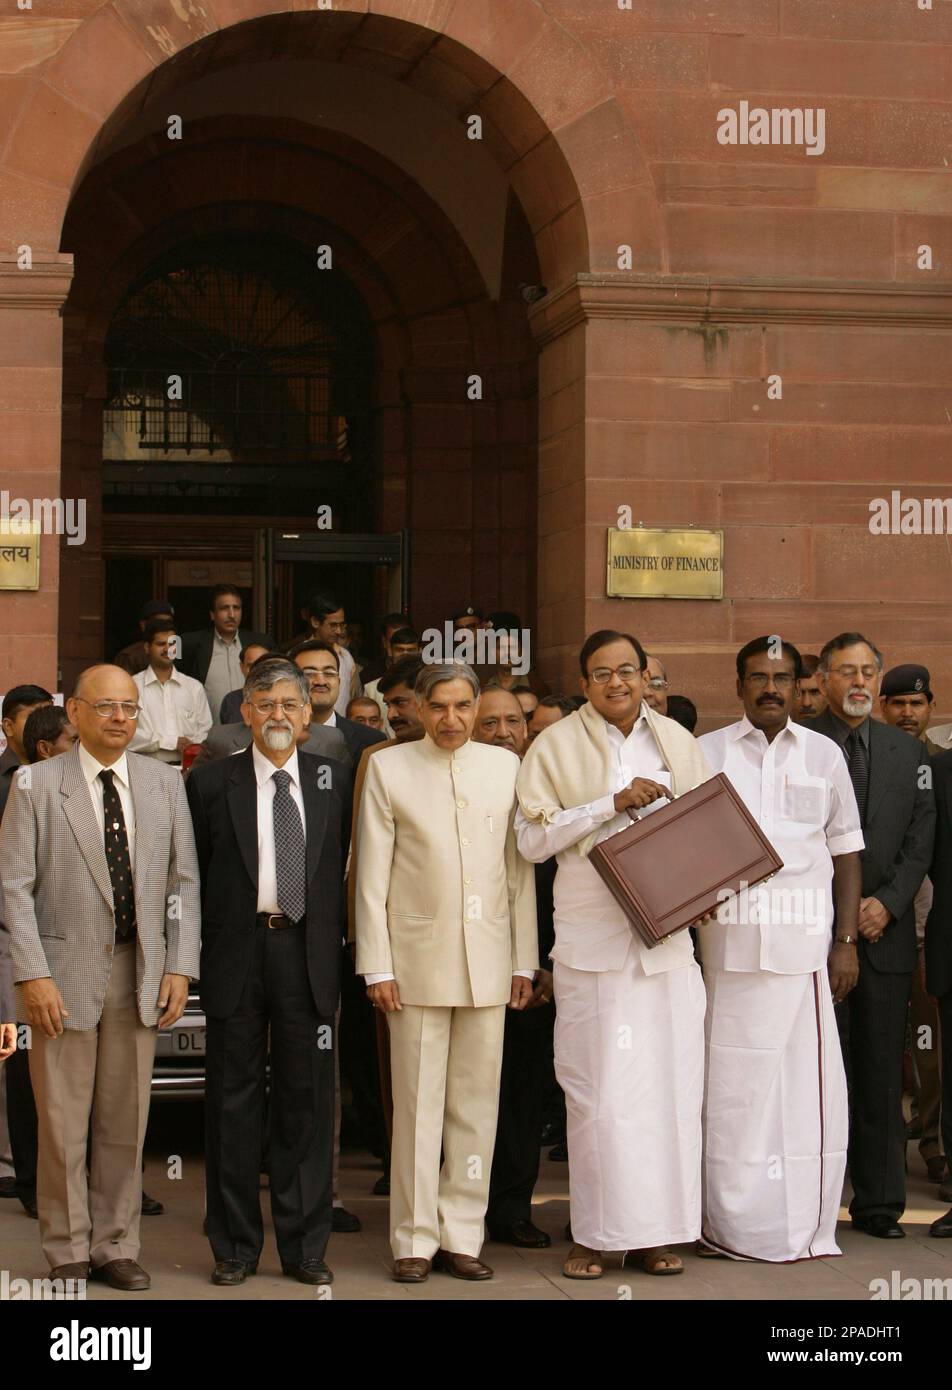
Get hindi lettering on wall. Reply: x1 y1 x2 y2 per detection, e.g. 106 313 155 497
607 528 723 601
0 523 40 591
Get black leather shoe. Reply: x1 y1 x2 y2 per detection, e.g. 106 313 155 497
548 1142 568 1162
939 1179 952 1204
282 1259 333 1285
851 1215 905 1239
0 1176 17 1198
929 1208 952 1238
372 1174 390 1197
141 1191 164 1216
488 1219 551 1248
211 1259 258 1286
332 1207 361 1233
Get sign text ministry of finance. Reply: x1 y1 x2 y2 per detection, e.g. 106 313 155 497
607 528 723 601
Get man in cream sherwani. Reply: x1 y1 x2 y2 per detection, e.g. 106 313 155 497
517 630 711 1280
355 662 537 1283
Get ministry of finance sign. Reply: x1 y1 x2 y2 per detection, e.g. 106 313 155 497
607 528 723 601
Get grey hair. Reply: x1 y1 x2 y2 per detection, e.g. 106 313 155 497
646 653 667 681
817 633 883 675
414 662 480 703
243 657 310 704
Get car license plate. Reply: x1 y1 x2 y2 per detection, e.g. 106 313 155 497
173 1027 206 1054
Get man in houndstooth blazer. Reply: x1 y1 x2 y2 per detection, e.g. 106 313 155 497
0 664 200 1290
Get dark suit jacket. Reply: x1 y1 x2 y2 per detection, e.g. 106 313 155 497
186 747 351 1019
333 715 387 763
812 711 935 973
218 688 244 724
0 746 19 820
176 627 273 686
926 749 952 998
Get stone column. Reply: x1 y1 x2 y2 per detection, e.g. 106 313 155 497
0 254 73 694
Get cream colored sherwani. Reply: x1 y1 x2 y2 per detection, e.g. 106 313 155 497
355 734 537 1259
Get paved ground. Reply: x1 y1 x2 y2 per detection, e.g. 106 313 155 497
3 1107 951 1301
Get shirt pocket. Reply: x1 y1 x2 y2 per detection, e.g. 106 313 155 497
781 775 827 827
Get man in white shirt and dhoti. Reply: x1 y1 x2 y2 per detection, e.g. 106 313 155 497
697 636 863 1262
355 662 537 1283
516 630 712 1279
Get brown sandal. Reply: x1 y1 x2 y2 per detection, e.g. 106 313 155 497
627 1246 683 1275
563 1244 604 1280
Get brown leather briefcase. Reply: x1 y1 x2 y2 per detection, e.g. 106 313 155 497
587 772 783 949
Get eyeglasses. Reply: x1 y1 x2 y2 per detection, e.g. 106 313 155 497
829 666 879 681
645 678 668 691
303 668 339 681
74 699 140 719
744 673 796 689
250 700 304 715
588 664 640 684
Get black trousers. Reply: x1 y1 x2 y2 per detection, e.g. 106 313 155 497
204 922 335 1266
939 993 952 1170
845 963 913 1221
338 947 387 1161
486 1000 554 1229
5 1039 37 1206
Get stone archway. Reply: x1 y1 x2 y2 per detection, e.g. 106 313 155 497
0 0 657 692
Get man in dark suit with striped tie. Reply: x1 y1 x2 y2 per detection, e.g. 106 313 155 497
186 659 351 1287
812 633 935 1240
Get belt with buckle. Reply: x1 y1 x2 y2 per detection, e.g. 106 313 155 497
256 912 300 930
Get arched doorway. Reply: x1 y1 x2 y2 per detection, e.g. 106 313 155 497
99 230 376 655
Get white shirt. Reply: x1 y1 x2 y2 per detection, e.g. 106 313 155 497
252 744 306 914
78 743 136 870
515 705 674 974
697 716 864 974
205 631 244 725
363 676 393 737
335 646 358 717
130 666 213 762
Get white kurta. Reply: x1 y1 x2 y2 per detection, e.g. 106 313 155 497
696 716 864 1261
515 707 706 1250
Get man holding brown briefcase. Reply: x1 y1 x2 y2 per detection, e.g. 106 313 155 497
516 630 711 1280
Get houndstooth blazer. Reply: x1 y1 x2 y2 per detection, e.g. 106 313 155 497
0 744 201 1031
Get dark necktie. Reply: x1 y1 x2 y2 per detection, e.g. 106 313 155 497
272 768 306 923
99 769 136 943
846 728 869 823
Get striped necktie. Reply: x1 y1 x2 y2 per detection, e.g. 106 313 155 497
846 727 869 823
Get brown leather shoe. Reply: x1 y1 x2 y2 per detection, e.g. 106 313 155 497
392 1257 431 1283
50 1262 90 1282
433 1249 493 1281
90 1259 151 1291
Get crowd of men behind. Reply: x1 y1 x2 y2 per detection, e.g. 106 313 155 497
0 582 950 1289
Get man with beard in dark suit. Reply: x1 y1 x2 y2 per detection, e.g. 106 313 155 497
186 659 351 1286
812 633 935 1240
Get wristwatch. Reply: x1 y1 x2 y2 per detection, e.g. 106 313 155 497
835 934 857 946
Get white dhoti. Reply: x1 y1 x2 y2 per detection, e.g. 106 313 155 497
554 953 706 1251
702 967 848 1262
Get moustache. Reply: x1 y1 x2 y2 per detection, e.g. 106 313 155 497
756 695 783 706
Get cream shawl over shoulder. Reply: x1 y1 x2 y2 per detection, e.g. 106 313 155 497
517 699 712 856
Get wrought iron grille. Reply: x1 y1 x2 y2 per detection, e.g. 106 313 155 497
103 235 372 462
